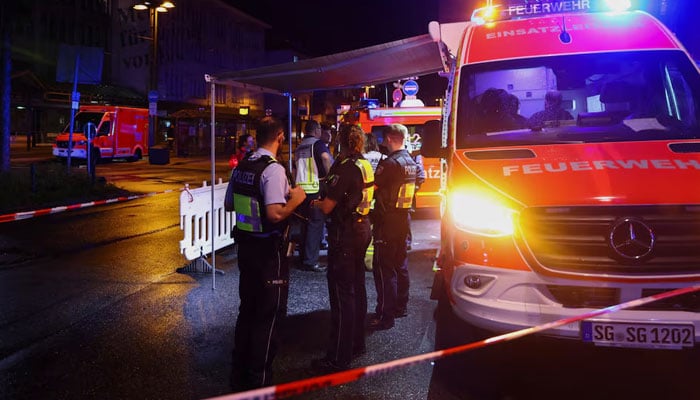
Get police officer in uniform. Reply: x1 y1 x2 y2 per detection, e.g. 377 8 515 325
225 117 306 390
294 119 332 272
310 124 374 371
369 124 418 330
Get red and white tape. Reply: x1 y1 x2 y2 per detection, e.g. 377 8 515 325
0 189 177 223
206 284 700 400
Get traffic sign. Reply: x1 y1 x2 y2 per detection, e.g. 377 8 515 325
403 80 419 96
392 88 403 103
148 90 159 102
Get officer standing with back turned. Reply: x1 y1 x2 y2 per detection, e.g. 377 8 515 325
225 117 306 391
369 123 418 330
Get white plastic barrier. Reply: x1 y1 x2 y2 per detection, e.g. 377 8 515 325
179 179 235 261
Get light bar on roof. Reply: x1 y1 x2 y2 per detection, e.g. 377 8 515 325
470 0 633 24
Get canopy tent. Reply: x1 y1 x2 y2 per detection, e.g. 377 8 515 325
206 33 445 94
201 31 447 286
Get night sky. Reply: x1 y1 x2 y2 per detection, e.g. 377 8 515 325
227 0 439 56
228 1 698 61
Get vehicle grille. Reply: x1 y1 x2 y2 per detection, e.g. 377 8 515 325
545 285 700 311
518 205 700 275
636 289 700 312
56 140 71 148
546 285 619 308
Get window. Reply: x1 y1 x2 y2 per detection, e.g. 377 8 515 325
215 84 226 104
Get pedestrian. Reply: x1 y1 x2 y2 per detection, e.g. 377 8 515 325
320 124 335 161
406 135 425 251
230 133 255 168
319 123 335 250
224 117 306 391
309 123 375 372
369 124 418 330
293 120 332 272
362 132 386 172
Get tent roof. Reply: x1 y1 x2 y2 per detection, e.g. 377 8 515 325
206 34 444 94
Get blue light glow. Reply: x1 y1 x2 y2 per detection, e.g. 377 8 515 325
605 0 632 12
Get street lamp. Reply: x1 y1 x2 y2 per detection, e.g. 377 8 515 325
133 1 175 150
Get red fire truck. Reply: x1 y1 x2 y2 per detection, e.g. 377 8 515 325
353 105 444 210
52 106 149 163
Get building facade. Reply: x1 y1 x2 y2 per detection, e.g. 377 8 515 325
8 0 273 155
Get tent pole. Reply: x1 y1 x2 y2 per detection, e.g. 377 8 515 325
286 93 292 172
210 81 216 290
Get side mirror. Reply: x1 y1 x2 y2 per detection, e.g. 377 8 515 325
420 120 447 158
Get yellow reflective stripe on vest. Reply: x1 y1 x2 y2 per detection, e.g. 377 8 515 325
355 158 375 216
233 193 263 232
395 182 415 209
297 156 320 193
295 142 320 194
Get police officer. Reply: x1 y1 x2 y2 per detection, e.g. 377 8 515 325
310 124 374 371
225 117 306 390
369 124 418 330
294 119 332 272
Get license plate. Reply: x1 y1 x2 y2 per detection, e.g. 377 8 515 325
581 321 695 349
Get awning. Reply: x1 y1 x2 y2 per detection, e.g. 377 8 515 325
206 34 444 94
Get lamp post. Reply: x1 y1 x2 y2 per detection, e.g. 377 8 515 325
133 1 174 150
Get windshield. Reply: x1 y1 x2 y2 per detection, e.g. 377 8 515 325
455 50 700 148
62 112 104 133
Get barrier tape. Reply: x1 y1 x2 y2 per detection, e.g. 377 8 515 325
0 189 177 224
206 284 700 400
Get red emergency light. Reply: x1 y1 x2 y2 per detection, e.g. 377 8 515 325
471 0 633 25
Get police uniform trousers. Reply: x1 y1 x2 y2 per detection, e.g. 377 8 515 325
230 232 289 390
298 194 325 267
326 216 371 367
373 211 411 322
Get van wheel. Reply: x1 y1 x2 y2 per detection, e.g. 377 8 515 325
432 289 503 399
433 283 492 350
130 149 142 162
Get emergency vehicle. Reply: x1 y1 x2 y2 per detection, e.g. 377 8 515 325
53 106 149 163
350 105 444 209
422 0 700 349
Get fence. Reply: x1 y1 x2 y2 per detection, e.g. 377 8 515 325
179 179 235 274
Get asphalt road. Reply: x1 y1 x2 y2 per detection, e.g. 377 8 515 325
0 144 452 400
2 143 698 400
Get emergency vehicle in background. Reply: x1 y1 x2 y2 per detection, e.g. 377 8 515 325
342 103 444 210
422 0 700 350
52 106 149 163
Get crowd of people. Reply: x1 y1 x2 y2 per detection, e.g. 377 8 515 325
224 117 423 390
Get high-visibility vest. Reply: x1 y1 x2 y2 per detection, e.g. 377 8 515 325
354 158 375 216
230 154 286 235
326 155 375 219
294 137 321 194
377 150 417 211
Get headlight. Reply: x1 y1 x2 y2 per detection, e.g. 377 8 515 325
77 140 86 146
448 191 516 237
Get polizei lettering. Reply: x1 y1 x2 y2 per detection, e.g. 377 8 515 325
502 159 700 176
232 168 255 185
506 0 591 17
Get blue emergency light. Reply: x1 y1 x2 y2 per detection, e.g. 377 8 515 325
471 0 633 24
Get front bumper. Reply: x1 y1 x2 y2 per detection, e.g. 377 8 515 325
448 263 700 344
53 148 87 159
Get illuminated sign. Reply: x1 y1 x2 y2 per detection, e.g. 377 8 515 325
506 0 592 17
